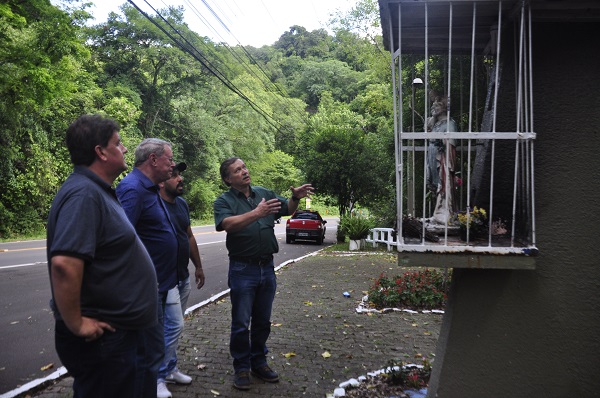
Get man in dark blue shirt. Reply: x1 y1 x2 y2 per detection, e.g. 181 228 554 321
47 114 158 398
117 138 178 398
214 157 313 390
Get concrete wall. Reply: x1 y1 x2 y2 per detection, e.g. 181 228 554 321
427 23 600 397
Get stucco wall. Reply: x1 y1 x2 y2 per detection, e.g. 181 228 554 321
428 22 600 397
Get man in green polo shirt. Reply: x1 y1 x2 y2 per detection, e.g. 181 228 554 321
213 157 313 390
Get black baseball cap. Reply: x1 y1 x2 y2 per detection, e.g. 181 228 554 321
174 162 187 172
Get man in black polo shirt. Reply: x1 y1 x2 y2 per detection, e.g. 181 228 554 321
47 115 158 398
213 157 313 390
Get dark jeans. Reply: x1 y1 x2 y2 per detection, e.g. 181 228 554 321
135 291 166 396
228 258 277 373
55 320 138 398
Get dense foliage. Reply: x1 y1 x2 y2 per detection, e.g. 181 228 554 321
0 0 405 239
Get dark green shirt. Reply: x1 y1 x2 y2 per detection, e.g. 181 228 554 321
214 186 288 257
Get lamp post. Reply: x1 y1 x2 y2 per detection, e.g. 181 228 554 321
407 77 424 217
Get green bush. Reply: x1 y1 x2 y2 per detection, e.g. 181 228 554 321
340 214 374 240
367 269 451 310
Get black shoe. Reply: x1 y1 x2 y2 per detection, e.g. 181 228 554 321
233 371 251 390
251 365 279 383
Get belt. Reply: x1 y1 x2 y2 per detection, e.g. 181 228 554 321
229 255 274 265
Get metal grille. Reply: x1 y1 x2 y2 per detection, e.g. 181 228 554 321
385 0 537 255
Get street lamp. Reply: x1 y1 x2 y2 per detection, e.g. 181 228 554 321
407 77 424 217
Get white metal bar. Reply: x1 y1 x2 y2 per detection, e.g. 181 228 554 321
487 0 503 246
397 3 404 239
442 2 453 243
510 1 526 247
464 2 477 243
388 1 403 244
420 1 430 242
528 4 537 247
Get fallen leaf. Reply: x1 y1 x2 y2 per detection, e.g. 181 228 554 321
424 331 431 335
415 353 423 358
197 364 207 370
304 301 313 306
284 352 296 358
210 389 220 396
412 323 418 327
322 351 331 358
10 321 19 325
272 323 282 327
40 363 54 371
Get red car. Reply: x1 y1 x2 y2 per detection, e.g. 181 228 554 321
285 210 327 244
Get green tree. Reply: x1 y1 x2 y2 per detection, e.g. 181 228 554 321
299 93 387 215
0 0 97 237
290 59 364 109
248 151 303 196
273 25 333 59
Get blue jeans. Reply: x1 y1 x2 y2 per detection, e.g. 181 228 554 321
135 291 166 395
55 320 139 398
228 259 277 372
159 277 191 378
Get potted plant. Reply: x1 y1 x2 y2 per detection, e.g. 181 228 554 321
457 206 488 241
341 215 373 250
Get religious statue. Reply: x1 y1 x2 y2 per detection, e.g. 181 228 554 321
426 92 457 225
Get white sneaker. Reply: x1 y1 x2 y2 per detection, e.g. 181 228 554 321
165 370 193 385
157 381 172 398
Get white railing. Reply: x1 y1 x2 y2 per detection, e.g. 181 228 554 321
365 228 397 251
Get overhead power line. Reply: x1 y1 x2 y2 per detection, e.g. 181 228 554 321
128 0 309 131
128 0 284 131
181 0 309 124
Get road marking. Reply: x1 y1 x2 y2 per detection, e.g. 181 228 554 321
0 246 46 253
0 262 47 270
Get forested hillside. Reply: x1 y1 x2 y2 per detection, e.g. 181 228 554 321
0 0 400 238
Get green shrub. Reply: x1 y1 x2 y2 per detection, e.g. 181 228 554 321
367 269 451 310
340 214 374 240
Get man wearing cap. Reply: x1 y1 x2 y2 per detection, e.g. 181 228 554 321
116 138 178 398
158 162 205 388
214 157 314 390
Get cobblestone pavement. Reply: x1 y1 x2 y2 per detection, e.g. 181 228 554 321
29 252 442 398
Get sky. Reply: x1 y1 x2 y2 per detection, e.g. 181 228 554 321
78 0 358 47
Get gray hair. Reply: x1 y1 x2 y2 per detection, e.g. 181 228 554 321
134 138 172 166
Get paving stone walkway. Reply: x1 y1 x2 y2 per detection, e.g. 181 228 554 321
30 252 442 398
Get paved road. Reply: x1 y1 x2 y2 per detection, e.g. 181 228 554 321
0 219 338 394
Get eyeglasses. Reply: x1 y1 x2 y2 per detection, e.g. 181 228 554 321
151 153 174 163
